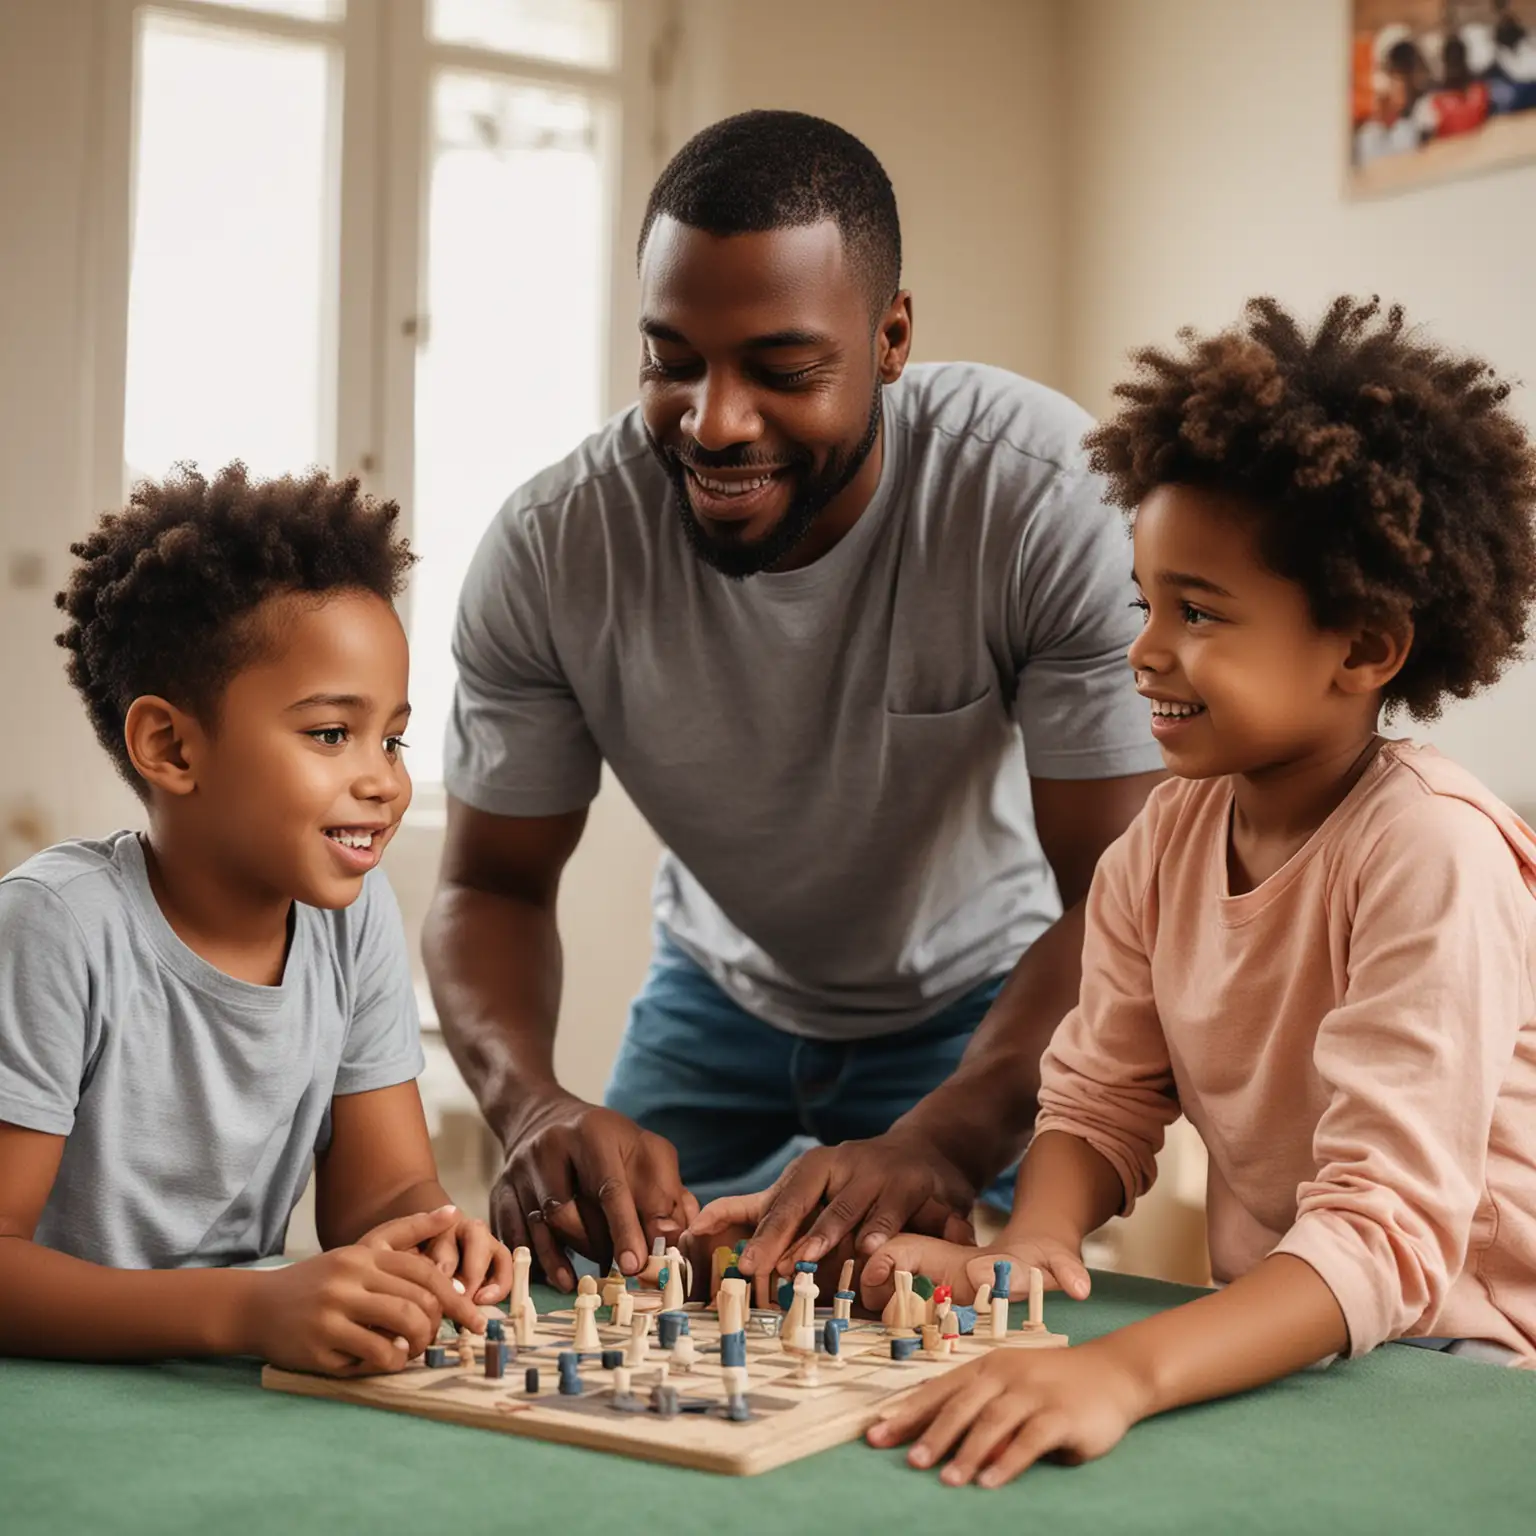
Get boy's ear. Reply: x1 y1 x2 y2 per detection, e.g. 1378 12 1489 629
123 696 202 797
1337 619 1413 696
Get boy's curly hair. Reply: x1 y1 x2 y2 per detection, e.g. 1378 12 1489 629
55 462 416 792
1085 295 1536 720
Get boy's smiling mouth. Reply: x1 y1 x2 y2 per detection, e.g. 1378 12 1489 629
323 824 390 873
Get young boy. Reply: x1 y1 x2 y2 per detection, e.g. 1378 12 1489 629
0 464 509 1375
856 297 1536 1483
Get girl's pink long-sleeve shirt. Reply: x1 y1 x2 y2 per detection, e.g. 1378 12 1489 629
1035 741 1536 1359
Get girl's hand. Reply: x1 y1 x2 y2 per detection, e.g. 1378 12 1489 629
860 1230 1092 1310
866 1344 1150 1488
360 1204 513 1306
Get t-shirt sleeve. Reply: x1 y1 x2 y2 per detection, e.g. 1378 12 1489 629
442 496 603 817
1272 796 1535 1357
0 879 94 1135
1008 459 1163 780
333 870 426 1097
1032 801 1181 1207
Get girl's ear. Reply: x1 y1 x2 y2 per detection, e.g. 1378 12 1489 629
1337 619 1413 697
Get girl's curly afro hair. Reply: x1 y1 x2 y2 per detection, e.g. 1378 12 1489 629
1085 295 1536 721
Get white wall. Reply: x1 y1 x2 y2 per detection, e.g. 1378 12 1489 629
1063 0 1536 814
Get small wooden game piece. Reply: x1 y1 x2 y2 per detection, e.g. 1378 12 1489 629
509 1246 538 1344
651 1384 680 1418
573 1290 602 1353
612 1366 632 1399
822 1318 844 1368
710 1246 733 1310
672 1334 697 1372
524 1366 539 1393
781 1261 819 1348
881 1270 916 1332
425 1345 447 1368
558 1351 582 1396
921 1323 941 1357
721 1364 749 1400
989 1296 1009 1341
660 1247 687 1313
973 1281 991 1313
625 1313 652 1368
1026 1265 1045 1331
657 1310 685 1348
614 1288 634 1329
577 1273 598 1297
601 1349 622 1370
601 1263 627 1311
457 1330 476 1370
485 1340 504 1380
890 1336 920 1361
636 1236 667 1289
717 1277 748 1337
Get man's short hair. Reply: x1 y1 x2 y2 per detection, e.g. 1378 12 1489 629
638 110 901 316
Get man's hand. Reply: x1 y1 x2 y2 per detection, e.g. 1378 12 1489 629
493 1092 698 1291
243 1214 487 1377
360 1204 514 1307
860 1229 1093 1308
865 1340 1149 1488
687 1131 977 1280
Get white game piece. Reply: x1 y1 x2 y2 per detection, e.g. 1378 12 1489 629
660 1246 687 1313
573 1291 602 1353
672 1334 697 1372
717 1277 748 1338
624 1313 652 1368
973 1281 992 1313
1026 1265 1045 1331
990 1295 1009 1341
613 1366 632 1399
721 1364 749 1400
614 1289 634 1329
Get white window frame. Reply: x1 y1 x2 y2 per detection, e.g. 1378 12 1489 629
89 0 668 817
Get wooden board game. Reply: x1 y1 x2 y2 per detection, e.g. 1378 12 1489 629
261 1254 1067 1477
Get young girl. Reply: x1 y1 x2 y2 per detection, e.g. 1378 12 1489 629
864 296 1536 1486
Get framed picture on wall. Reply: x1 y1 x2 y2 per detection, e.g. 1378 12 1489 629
1350 0 1536 195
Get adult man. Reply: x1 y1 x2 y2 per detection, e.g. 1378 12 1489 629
425 111 1162 1291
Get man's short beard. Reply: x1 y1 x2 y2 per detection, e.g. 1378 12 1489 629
648 383 884 580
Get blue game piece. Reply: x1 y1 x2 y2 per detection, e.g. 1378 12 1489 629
601 1349 623 1370
890 1337 920 1361
952 1305 977 1335
486 1317 504 1342
558 1350 582 1396
993 1259 1012 1300
823 1319 841 1357
777 1279 794 1311
828 1316 851 1334
720 1330 747 1368
650 1385 680 1418
834 1288 856 1302
723 1265 742 1281
658 1311 686 1348
794 1260 817 1274
425 1345 447 1368
525 1367 540 1393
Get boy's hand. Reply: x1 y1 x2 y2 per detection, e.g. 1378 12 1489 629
246 1238 484 1377
860 1230 1093 1309
866 1344 1149 1487
360 1203 513 1306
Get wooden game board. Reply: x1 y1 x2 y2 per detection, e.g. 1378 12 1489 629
261 1300 1067 1477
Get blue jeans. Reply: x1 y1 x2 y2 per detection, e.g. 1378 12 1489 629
604 937 1017 1211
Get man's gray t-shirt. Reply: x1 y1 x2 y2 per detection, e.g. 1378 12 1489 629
446 362 1161 1039
0 832 424 1269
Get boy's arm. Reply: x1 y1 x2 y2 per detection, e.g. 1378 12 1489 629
0 1121 255 1357
316 1082 511 1303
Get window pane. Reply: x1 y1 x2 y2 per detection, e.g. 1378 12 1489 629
180 0 344 20
124 15 335 485
411 72 608 782
429 0 617 71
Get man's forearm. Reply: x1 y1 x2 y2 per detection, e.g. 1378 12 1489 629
423 883 567 1144
894 901 1087 1189
0 1239 256 1359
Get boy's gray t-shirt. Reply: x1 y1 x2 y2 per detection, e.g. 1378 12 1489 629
0 832 424 1269
447 362 1162 1038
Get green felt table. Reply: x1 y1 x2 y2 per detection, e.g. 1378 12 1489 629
2 1271 1532 1534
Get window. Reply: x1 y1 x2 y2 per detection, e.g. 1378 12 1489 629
111 0 639 787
